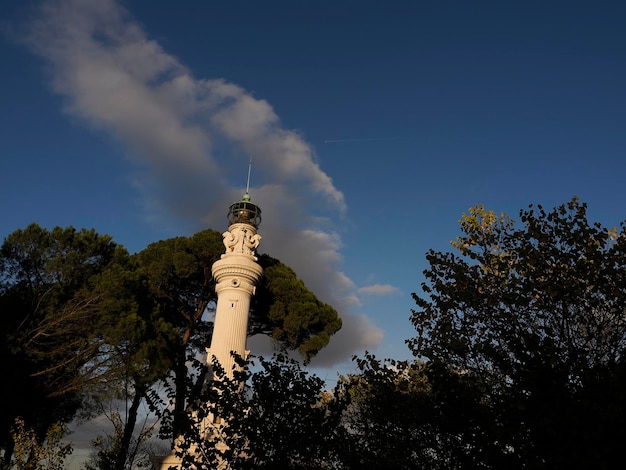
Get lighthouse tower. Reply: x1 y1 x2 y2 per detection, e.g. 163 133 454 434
207 191 263 378
156 188 263 470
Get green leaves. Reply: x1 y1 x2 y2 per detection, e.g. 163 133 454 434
172 353 342 470
11 418 72 470
134 229 224 351
0 223 343 466
0 224 137 468
410 197 626 468
133 230 342 360
255 255 342 361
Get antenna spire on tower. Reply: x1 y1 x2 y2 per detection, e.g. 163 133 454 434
246 157 252 195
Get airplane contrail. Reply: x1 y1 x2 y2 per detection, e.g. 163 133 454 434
324 137 398 143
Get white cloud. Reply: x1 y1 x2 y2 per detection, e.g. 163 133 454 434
357 283 402 296
23 0 381 365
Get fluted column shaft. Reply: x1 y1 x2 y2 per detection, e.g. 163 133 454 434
207 253 263 377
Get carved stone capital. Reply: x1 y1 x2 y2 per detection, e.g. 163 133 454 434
222 223 261 257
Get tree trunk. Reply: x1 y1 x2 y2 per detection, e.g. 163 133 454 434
171 347 188 441
0 438 14 470
114 385 145 470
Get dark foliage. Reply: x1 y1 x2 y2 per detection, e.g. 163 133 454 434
409 198 626 469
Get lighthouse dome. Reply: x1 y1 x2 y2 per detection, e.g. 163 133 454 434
227 192 261 228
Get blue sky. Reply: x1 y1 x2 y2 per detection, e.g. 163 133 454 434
2 0 626 384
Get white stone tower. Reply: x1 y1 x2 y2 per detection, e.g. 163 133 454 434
207 190 263 378
157 188 263 470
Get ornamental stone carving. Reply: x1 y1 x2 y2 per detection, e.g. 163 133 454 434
222 224 261 256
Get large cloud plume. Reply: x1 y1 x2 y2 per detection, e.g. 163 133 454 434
23 0 382 366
